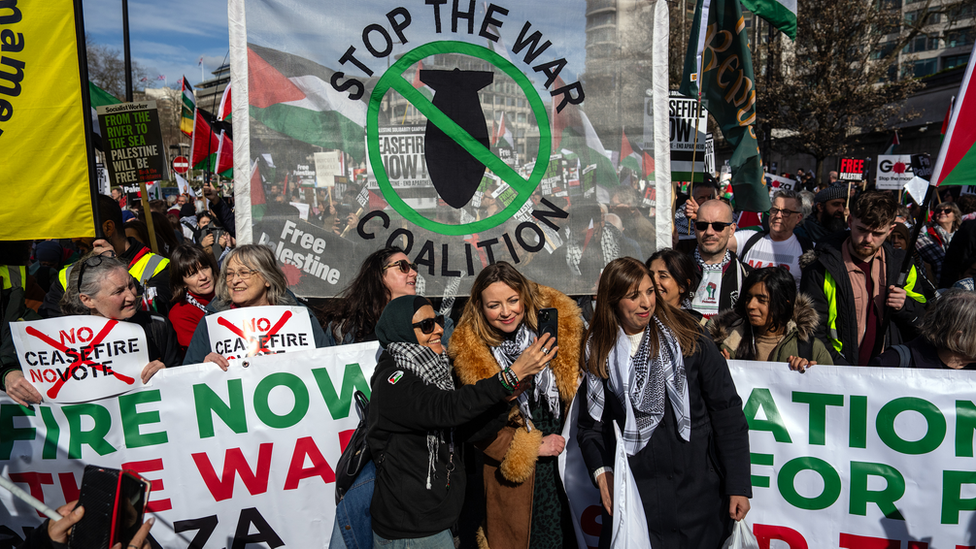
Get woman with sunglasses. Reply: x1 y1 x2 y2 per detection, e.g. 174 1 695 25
182 245 328 367
916 201 962 284
449 262 583 549
59 253 179 382
578 257 751 549
367 295 550 548
318 247 449 346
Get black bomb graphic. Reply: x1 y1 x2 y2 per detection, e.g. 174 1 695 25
419 69 493 208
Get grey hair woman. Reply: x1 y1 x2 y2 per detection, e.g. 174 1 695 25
871 289 976 369
182 244 329 367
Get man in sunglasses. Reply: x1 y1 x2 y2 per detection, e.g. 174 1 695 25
40 194 172 318
689 199 750 319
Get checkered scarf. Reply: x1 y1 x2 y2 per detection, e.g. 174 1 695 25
386 342 454 392
695 248 731 272
491 323 561 424
585 317 691 455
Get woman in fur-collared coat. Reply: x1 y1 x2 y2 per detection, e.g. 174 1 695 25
450 262 583 549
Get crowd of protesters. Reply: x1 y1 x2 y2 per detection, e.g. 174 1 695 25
2 173 976 549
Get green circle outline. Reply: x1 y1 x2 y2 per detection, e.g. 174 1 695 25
367 41 551 236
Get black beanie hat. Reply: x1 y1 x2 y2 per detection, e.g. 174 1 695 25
376 295 432 347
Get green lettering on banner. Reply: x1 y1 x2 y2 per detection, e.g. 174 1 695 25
254 372 310 429
119 390 168 448
40 406 59 460
849 461 905 520
194 379 248 438
942 470 976 524
850 395 867 449
876 397 946 455
955 400 976 457
743 388 792 443
793 391 844 446
778 456 841 510
750 452 774 488
62 404 116 459
312 364 371 420
0 404 35 460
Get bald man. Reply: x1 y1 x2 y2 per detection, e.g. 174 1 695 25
689 199 751 319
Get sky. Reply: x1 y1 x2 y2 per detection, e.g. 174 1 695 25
83 0 231 89
82 0 587 92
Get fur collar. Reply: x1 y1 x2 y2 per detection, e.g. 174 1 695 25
707 293 820 346
450 284 583 406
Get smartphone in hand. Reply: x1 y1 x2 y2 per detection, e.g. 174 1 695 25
69 466 151 549
537 307 558 346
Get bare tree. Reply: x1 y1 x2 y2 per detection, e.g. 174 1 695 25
754 0 964 180
86 35 148 100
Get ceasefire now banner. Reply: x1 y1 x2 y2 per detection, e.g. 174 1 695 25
3 358 976 548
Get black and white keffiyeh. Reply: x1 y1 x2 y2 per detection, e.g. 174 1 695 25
695 248 731 271
386 341 455 489
491 323 562 424
585 317 691 455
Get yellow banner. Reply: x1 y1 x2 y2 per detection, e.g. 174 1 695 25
0 0 95 239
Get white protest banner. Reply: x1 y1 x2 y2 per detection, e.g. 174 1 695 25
765 173 796 191
314 151 342 188
559 394 603 548
877 155 914 190
732 361 976 548
669 91 710 182
9 317 149 403
205 306 315 359
0 343 378 548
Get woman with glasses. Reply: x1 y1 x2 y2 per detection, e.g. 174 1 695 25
182 245 328 366
577 257 751 549
367 295 550 548
317 247 436 346
449 262 583 549
916 202 962 284
167 244 219 356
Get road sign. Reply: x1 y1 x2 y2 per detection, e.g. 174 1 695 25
172 155 190 174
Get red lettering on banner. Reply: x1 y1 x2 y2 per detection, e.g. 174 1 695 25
122 458 172 512
191 443 274 502
58 472 80 503
217 310 294 355
9 472 54 518
580 504 603 548
957 545 976 549
838 533 907 548
755 523 808 549
338 428 355 452
283 436 335 490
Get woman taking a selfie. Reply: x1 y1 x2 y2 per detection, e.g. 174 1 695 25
450 261 583 548
367 295 550 548
577 257 751 549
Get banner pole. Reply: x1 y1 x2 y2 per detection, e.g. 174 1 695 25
687 93 703 235
139 182 160 253
75 0 103 240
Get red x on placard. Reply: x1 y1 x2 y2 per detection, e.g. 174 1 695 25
25 320 137 399
216 310 294 356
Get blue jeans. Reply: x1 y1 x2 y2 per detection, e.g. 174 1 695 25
371 529 453 549
330 461 376 549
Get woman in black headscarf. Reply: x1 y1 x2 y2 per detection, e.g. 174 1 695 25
366 295 550 548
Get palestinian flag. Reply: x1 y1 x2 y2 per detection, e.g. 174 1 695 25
411 60 434 101
550 76 616 187
932 44 976 187
619 129 642 175
492 111 514 149
190 107 226 172
882 130 900 155
217 84 232 122
738 0 796 40
88 81 120 149
181 76 196 136
248 43 367 160
214 129 233 177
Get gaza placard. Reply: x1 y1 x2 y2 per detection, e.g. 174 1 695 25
205 306 315 359
9 316 150 403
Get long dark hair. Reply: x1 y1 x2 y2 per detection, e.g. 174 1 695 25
732 267 796 360
583 257 701 378
317 247 406 343
646 248 700 304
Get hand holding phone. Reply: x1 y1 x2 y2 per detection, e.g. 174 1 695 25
69 466 151 549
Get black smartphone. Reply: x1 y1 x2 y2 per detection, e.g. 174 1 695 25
69 466 151 549
537 307 558 345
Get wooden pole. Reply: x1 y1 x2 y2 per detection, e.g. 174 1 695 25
139 181 160 253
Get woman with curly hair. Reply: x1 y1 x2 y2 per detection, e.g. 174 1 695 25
450 262 583 549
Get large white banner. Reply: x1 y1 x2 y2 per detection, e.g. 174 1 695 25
4 358 976 548
0 343 378 548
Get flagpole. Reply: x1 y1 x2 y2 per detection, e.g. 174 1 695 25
687 93 703 235
75 0 103 239
122 0 132 101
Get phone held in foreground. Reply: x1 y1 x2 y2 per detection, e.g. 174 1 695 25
69 466 151 549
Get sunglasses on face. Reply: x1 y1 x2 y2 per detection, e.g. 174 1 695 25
695 221 733 232
384 259 418 274
934 208 952 214
412 315 445 334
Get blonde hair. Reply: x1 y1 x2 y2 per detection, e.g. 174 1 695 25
458 262 540 347
217 245 288 305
